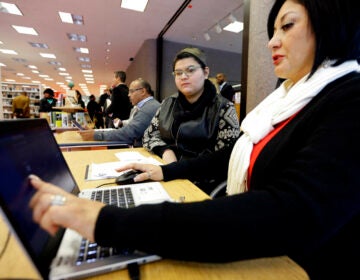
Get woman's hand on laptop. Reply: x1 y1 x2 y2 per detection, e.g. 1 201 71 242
115 163 164 182
28 174 104 242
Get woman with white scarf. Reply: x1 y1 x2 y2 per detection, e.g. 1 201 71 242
30 0 360 279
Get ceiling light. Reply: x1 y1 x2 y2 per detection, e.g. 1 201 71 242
121 0 148 12
214 23 222 34
59 72 69 76
12 58 26 63
28 65 37 69
39 74 49 78
16 73 24 76
12 25 38 35
228 13 237 23
48 61 61 66
0 49 17 54
78 57 90 62
74 47 89 54
57 67 66 71
40 53 56 58
32 70 39 73
0 63 6 67
223 21 244 33
67 33 87 42
204 32 211 41
32 80 41 84
0 2 22 15
82 69 92 73
58 11 72 23
29 42 48 48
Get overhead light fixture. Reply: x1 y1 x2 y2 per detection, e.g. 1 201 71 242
121 0 148 12
12 25 38 35
204 32 211 41
59 11 84 25
0 49 18 55
40 53 56 58
67 33 87 42
74 47 89 54
228 13 237 23
223 21 244 33
0 2 22 15
0 62 6 67
29 42 48 49
214 23 222 34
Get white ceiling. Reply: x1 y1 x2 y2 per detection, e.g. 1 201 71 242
0 0 243 95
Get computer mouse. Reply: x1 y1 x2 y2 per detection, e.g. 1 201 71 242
115 169 142 185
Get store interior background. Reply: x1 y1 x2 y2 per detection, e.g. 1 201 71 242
0 0 277 120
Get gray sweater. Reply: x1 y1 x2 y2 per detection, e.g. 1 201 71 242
94 98 160 146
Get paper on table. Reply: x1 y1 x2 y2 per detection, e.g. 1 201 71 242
86 151 162 180
114 151 162 165
85 161 129 180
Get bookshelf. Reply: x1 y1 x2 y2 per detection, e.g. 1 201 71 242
0 82 42 119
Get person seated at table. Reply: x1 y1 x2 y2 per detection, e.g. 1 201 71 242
143 47 240 192
78 78 160 147
29 0 360 279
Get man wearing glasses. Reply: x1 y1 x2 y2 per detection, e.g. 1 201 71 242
79 78 160 147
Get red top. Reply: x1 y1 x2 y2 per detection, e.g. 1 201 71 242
247 115 296 187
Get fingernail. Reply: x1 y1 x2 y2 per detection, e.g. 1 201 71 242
28 174 40 180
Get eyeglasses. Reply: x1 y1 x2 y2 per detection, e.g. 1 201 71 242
172 65 202 78
129 87 143 93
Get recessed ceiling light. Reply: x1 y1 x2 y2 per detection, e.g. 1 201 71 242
12 25 38 35
40 53 56 58
29 42 48 49
56 67 66 71
0 62 6 67
74 47 89 54
223 21 244 33
81 64 92 68
32 80 41 84
28 65 37 69
0 49 17 54
59 72 70 76
78 57 90 62
0 2 22 15
59 11 84 25
48 61 61 66
32 70 39 73
67 33 87 42
12 58 27 63
16 73 24 76
82 69 92 73
39 74 49 78
121 0 148 12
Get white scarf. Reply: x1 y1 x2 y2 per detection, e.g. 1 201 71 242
227 60 359 195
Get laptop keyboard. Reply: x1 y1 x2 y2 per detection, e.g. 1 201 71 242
76 187 135 265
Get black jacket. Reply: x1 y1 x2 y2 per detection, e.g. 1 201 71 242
96 72 360 280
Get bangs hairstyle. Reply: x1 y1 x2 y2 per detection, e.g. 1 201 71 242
172 50 207 70
267 0 360 77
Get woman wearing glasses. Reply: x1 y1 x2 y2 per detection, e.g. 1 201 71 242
142 47 240 194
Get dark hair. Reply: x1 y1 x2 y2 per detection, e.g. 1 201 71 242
267 0 360 77
136 78 154 96
43 88 54 96
114 70 126 82
172 47 207 70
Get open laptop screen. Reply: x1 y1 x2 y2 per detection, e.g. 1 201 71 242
0 119 80 278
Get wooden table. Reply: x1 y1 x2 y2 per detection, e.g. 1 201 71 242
0 148 309 280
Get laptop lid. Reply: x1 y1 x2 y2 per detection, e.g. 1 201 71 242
0 119 81 279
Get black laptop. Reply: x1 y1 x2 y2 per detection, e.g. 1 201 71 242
0 119 171 279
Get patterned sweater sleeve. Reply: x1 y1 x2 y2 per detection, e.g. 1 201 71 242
214 102 240 151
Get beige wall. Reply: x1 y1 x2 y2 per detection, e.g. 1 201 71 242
245 0 277 113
